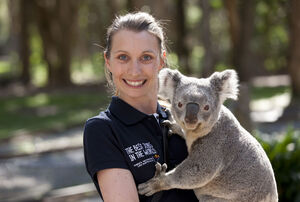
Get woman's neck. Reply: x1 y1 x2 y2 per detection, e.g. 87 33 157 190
119 95 158 115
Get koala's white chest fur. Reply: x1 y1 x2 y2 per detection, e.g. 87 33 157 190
183 118 216 152
185 130 208 153
185 131 200 152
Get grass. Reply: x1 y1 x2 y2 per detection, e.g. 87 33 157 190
0 89 110 140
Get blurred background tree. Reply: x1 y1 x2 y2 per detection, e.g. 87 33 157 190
33 0 81 87
0 0 298 142
283 0 300 120
0 0 299 201
1 0 299 93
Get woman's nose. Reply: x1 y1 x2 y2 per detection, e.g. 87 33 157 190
128 60 141 75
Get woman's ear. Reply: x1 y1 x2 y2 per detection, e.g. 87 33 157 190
104 52 111 71
159 51 166 70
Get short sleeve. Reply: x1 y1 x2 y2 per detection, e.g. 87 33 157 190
83 117 129 189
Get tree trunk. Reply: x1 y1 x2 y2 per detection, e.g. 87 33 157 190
288 0 300 98
199 0 215 78
175 0 191 74
236 0 255 82
224 0 255 82
107 0 121 19
224 0 255 131
279 0 300 122
19 0 31 85
224 0 240 57
7 0 21 84
33 0 80 87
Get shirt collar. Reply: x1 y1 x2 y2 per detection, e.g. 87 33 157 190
108 96 168 125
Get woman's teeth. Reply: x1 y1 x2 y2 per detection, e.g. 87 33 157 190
124 80 145 87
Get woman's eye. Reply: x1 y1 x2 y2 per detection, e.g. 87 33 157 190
141 55 152 61
118 54 128 61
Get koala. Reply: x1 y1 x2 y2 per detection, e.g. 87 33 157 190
138 68 278 202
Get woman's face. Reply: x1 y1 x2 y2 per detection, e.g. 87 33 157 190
105 29 164 103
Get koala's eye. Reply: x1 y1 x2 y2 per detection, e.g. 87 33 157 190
204 105 210 111
178 102 183 108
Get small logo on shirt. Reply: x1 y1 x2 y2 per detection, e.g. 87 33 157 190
153 154 160 162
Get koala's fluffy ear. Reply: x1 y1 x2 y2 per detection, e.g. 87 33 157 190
158 68 181 102
209 69 239 103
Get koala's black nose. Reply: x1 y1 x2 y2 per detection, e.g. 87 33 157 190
185 103 199 124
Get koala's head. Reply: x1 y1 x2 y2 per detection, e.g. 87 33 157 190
158 68 239 133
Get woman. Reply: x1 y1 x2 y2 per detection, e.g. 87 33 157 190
83 12 198 202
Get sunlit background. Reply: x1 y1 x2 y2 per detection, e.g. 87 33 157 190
0 0 299 201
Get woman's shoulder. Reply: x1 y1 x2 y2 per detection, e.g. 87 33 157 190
84 111 113 137
86 110 111 125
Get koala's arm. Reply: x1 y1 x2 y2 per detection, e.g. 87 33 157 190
138 139 223 195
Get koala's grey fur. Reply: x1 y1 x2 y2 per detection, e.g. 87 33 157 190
138 69 278 202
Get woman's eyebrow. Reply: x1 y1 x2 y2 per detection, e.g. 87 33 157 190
113 50 156 54
142 50 156 54
113 50 128 54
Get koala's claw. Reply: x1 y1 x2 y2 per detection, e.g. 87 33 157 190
154 162 167 177
138 162 168 196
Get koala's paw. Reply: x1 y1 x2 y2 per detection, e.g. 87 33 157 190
162 120 185 138
162 120 175 136
138 162 168 196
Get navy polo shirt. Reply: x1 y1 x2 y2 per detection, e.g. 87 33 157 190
83 96 198 202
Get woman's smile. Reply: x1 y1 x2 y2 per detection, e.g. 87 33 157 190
123 79 147 88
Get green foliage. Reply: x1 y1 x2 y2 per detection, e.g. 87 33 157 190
167 52 180 70
186 5 202 29
190 46 204 74
215 63 231 72
0 52 20 79
254 0 289 71
255 128 300 202
29 29 48 87
71 53 105 84
0 90 110 140
210 0 223 9
0 0 9 43
0 60 10 74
